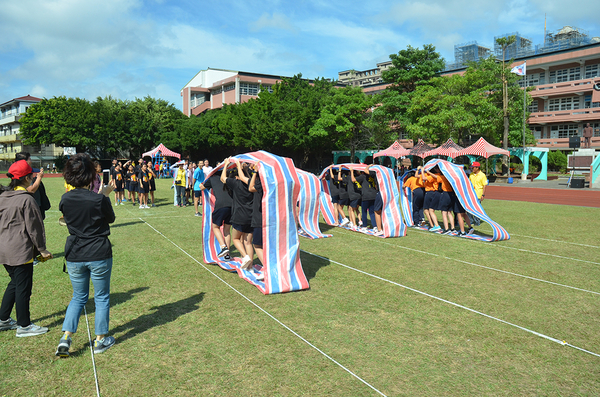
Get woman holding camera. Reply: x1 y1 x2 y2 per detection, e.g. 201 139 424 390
0 160 52 337
55 153 117 357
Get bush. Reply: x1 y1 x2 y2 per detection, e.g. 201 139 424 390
548 150 568 173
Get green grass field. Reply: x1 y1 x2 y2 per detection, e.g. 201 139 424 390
1 177 599 396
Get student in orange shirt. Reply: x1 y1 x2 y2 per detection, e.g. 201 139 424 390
437 172 455 235
420 166 441 232
403 169 425 226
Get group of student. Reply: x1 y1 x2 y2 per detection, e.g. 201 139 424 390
194 157 265 280
403 161 488 236
325 164 385 236
110 158 157 209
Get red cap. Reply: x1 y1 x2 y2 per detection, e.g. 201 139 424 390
471 161 481 167
8 160 33 180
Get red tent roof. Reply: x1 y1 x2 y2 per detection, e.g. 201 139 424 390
454 137 509 159
142 143 181 159
373 140 410 159
409 139 434 158
423 138 464 159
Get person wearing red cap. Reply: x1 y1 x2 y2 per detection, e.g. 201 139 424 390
0 160 53 337
468 161 487 227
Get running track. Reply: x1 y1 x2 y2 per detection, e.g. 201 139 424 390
486 185 600 208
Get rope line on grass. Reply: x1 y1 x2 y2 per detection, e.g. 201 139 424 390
84 306 102 397
301 249 600 359
508 234 600 249
141 218 388 397
353 234 600 296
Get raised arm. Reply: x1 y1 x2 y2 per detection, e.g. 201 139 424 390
220 158 230 184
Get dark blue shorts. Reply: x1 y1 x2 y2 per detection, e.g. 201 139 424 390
451 192 465 213
252 227 263 246
128 182 138 192
374 192 383 211
338 197 349 206
423 191 440 210
438 191 452 212
232 223 253 233
138 184 149 194
349 198 361 208
331 195 339 204
194 190 202 198
212 207 232 226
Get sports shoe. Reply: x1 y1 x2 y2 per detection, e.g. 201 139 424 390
429 226 441 232
459 231 467 237
372 227 379 233
358 220 363 227
16 323 48 337
139 205 144 209
123 199 127 202
340 218 349 227
0 317 17 331
467 227 475 235
347 222 354 229
151 204 156 207
115 202 119 206
94 336 115 354
119 202 124 205
241 255 253 270
442 229 453 235
144 205 150 209
256 272 264 281
222 254 231 261
374 230 384 237
195 212 201 217
217 246 229 258
55 334 72 357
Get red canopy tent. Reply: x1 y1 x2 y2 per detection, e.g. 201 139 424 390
409 139 434 159
142 143 181 159
373 140 411 159
423 138 464 159
454 137 509 159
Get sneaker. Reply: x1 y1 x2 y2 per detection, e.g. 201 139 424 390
16 323 48 337
374 230 384 237
115 202 119 206
0 317 17 331
442 229 453 235
217 246 229 258
55 334 72 357
429 226 441 232
255 272 264 281
151 204 156 207
340 218 349 227
195 212 201 217
241 255 253 270
459 231 467 237
139 205 144 209
144 205 150 209
347 222 354 229
119 202 124 205
123 199 127 202
358 220 363 227
93 336 115 354
372 227 379 233
467 227 475 235
222 254 231 261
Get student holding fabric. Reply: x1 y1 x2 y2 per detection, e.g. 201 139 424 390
248 164 265 280
403 169 425 226
420 166 441 232
200 173 232 260
353 164 377 231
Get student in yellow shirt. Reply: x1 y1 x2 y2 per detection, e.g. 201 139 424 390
468 161 487 227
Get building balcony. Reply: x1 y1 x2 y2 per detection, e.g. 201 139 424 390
191 101 212 116
0 115 19 126
529 79 594 98
535 136 600 149
0 133 19 143
528 107 600 124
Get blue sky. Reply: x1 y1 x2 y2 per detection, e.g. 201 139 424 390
1 0 599 110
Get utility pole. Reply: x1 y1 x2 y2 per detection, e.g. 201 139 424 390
496 35 516 175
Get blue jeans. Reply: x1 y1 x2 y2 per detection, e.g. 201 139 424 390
62 258 112 336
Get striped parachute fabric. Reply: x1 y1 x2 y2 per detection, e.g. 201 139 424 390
399 159 510 242
318 164 406 238
202 151 309 294
296 169 332 239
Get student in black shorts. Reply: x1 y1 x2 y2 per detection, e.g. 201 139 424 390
337 169 350 227
344 169 362 230
112 164 124 206
127 164 138 206
248 164 265 280
138 163 150 209
352 164 377 230
326 166 346 226
221 158 254 270
148 165 157 207
200 173 233 260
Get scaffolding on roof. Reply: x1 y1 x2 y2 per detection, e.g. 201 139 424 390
540 26 593 53
494 32 533 60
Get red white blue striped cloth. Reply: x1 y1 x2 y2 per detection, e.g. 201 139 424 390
399 159 510 242
318 164 406 238
296 169 332 239
202 151 310 294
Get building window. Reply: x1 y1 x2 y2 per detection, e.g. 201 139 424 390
583 95 600 108
528 99 538 113
549 67 581 83
259 84 274 94
518 72 545 87
240 83 259 96
213 87 222 95
530 126 542 139
224 84 235 92
551 124 579 138
585 64 599 79
548 97 578 111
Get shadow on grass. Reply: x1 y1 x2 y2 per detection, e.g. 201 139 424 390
319 222 337 233
112 220 145 228
299 251 330 281
33 287 149 329
110 292 205 344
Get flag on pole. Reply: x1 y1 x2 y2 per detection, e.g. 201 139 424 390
511 62 526 76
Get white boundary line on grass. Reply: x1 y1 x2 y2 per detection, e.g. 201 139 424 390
508 233 600 249
352 234 600 296
141 218 388 397
409 227 600 267
300 249 600 359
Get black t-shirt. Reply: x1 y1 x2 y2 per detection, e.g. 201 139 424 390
345 173 361 201
127 171 138 185
338 173 349 200
326 173 340 196
226 177 253 226
356 172 378 201
138 170 149 187
251 177 263 228
203 176 233 210
59 188 115 261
